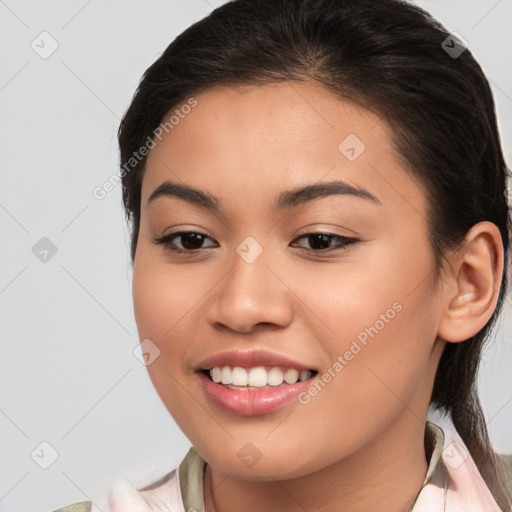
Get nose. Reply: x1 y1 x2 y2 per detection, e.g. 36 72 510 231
205 244 294 334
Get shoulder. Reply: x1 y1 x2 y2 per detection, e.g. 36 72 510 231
415 421 508 511
50 503 92 512
498 453 512 472
497 453 512 495
47 470 182 512
48 447 204 512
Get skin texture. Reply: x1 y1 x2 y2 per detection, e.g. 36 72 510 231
132 81 503 512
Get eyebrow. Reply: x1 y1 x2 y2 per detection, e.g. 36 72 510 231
147 179 380 211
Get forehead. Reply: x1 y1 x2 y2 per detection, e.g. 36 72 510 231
150 81 387 158
141 81 427 219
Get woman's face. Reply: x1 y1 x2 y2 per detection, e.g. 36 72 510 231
133 81 446 479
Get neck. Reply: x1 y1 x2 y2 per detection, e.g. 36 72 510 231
205 413 429 512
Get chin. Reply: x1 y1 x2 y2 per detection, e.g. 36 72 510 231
195 437 320 481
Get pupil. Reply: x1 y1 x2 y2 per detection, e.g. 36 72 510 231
310 234 331 250
182 233 204 250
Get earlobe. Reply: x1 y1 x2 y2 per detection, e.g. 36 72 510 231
438 222 504 343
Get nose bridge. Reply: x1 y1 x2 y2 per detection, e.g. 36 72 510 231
206 234 292 332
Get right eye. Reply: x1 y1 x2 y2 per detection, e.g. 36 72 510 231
153 231 218 253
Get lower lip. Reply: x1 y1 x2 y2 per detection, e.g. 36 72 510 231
198 371 315 416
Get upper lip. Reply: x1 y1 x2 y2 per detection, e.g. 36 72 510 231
196 349 316 371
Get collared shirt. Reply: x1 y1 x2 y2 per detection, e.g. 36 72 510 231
51 421 512 512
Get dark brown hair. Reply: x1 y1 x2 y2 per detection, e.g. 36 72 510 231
118 0 511 506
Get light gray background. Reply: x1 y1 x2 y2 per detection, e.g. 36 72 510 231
1 1 511 511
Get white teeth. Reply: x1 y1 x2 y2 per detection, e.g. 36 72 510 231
231 367 248 386
221 366 233 385
299 370 312 381
208 365 314 387
248 367 268 387
283 368 299 384
211 367 222 383
267 367 284 386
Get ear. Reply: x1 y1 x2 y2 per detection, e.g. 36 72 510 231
438 221 504 343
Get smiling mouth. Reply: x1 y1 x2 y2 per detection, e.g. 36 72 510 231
201 365 318 390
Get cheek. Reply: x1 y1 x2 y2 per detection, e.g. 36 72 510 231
280 301 438 474
287 238 439 415
132 258 199 400
132 260 202 428
284 240 434 352
132 255 206 343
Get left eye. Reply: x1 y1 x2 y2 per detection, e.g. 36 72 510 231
290 233 359 251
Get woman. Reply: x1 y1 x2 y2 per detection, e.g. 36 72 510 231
52 0 512 510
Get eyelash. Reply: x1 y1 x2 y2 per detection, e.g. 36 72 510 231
153 230 360 254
